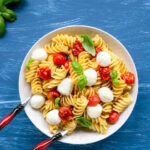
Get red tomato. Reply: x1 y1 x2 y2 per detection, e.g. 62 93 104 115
98 65 111 80
107 111 120 124
47 90 60 101
59 106 74 122
38 68 51 80
95 47 102 57
53 53 66 65
122 72 135 85
64 60 71 71
72 40 84 56
88 95 101 106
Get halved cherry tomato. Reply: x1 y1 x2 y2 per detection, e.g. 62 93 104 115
122 72 135 85
72 40 84 56
59 106 74 123
98 65 111 80
53 53 66 65
64 60 71 71
47 90 60 101
95 47 102 57
107 111 120 124
88 95 101 106
38 68 51 80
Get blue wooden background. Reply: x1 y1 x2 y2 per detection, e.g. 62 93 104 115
0 0 150 149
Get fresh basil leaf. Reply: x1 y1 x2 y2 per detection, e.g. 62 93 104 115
65 54 71 61
28 58 35 64
113 78 120 86
76 117 91 127
81 34 95 56
55 97 60 109
3 0 20 5
110 70 118 79
78 74 87 91
71 61 83 75
26 64 30 70
0 0 3 7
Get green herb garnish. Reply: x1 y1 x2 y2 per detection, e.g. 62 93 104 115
81 34 95 56
26 58 35 70
55 97 60 109
110 70 118 79
76 117 91 127
112 78 120 86
78 74 87 91
71 61 83 75
65 54 71 61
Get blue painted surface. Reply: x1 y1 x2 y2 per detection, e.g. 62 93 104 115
0 0 150 149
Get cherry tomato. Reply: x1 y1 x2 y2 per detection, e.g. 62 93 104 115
59 106 74 122
38 68 51 80
64 60 71 71
95 47 102 57
122 72 135 85
107 111 120 124
47 90 60 101
72 40 84 56
53 53 66 65
88 95 101 106
98 65 111 80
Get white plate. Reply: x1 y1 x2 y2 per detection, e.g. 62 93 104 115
19 25 138 144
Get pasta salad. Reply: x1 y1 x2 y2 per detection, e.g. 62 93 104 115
25 34 135 135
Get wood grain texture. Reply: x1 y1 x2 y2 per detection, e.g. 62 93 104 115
0 0 150 149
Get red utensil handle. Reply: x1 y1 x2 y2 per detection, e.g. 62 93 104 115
32 132 62 150
0 104 24 130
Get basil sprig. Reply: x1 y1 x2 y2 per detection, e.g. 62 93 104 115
76 117 91 127
55 97 60 109
81 34 95 56
110 70 120 86
26 58 35 70
71 61 87 91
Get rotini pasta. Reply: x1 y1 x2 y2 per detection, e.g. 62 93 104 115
26 33 134 136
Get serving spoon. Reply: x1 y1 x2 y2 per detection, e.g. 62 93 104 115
0 97 30 129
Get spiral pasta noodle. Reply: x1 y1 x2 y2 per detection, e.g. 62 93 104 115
60 94 76 106
70 63 78 84
49 124 59 134
31 77 43 94
25 60 39 82
73 96 88 117
113 92 132 113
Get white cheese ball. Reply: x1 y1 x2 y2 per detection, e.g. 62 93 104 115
31 48 48 61
96 51 111 67
30 94 45 109
84 69 97 86
87 104 103 118
98 87 114 103
46 109 61 125
57 78 73 96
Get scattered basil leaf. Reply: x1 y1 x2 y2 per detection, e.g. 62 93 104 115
65 54 71 61
76 117 91 127
81 34 95 56
78 74 87 91
26 58 35 70
110 70 118 79
71 61 83 75
113 78 120 86
55 97 60 109
3 0 20 5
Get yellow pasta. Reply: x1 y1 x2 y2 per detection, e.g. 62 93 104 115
73 96 88 117
52 34 76 48
49 124 59 134
25 60 39 82
88 58 98 70
45 42 69 54
113 92 132 113
31 77 43 94
70 63 78 84
40 100 55 119
60 94 76 106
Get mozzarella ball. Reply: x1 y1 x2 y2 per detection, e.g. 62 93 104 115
96 51 111 67
57 78 73 96
46 109 61 125
84 69 97 86
98 87 114 103
31 48 48 61
87 104 103 118
30 94 45 109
